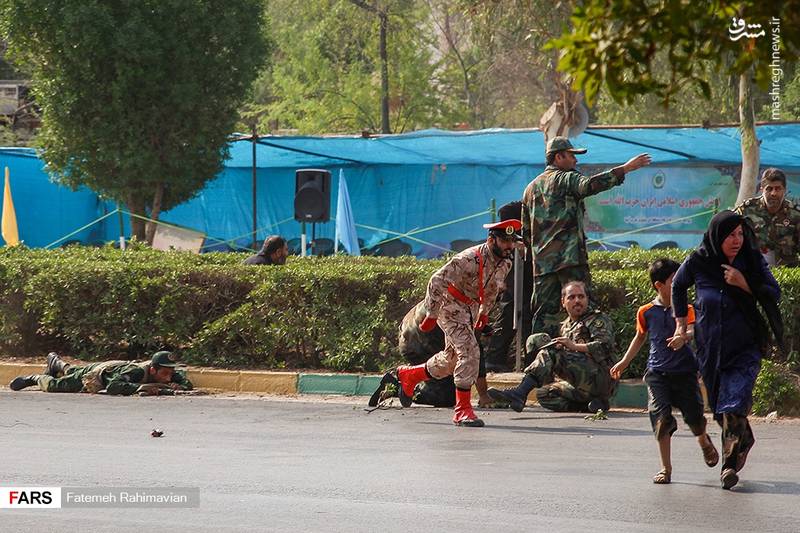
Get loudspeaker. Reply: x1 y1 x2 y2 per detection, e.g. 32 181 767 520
294 169 331 222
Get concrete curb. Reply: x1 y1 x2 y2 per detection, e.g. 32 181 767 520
0 362 648 408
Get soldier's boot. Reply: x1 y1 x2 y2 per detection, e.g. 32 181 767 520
588 397 610 413
9 375 44 391
453 387 484 427
45 352 70 377
368 371 399 407
396 364 430 407
487 373 538 413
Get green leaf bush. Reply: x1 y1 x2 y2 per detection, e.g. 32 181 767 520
1 245 799 413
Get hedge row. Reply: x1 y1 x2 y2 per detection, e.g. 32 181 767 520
1 245 798 381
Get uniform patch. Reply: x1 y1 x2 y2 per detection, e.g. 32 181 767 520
592 319 604 328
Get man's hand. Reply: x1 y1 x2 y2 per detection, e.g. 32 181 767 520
622 153 652 174
721 264 751 293
553 336 578 352
136 384 162 396
419 315 438 332
610 361 627 380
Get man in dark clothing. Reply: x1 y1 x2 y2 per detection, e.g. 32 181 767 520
243 235 288 265
484 201 533 372
9 351 192 396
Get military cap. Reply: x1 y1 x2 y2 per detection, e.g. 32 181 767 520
151 351 181 368
545 136 587 156
483 219 523 241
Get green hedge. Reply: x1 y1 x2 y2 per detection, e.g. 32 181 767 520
1 246 799 384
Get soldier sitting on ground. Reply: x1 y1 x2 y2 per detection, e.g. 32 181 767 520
9 351 192 396
488 280 618 413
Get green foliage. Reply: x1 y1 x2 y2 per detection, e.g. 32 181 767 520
753 359 800 415
1 246 800 416
549 1 800 106
0 0 268 216
253 0 438 134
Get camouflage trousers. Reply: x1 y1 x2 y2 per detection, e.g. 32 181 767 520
531 265 593 337
523 333 613 412
35 364 93 393
425 309 481 390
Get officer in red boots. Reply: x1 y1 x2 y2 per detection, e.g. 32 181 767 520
388 219 519 426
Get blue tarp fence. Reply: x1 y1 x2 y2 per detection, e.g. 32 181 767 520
2 125 799 254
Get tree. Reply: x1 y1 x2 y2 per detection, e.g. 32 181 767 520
0 1 268 242
549 1 800 201
247 0 437 135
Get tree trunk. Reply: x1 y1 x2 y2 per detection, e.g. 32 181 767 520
127 193 146 242
737 69 760 205
145 181 165 245
379 11 390 134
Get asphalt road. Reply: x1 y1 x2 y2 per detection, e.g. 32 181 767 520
2 390 799 532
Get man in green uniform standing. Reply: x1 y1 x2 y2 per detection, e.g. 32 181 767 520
8 351 192 396
487 280 618 413
734 167 800 267
522 136 651 337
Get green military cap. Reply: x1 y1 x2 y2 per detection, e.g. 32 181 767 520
545 136 587 156
526 332 552 355
151 351 181 368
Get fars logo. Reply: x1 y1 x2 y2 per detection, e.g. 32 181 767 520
0 487 62 508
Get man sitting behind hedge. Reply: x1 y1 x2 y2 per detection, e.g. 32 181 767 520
9 351 192 396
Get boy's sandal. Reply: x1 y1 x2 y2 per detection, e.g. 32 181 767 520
652 469 671 484
701 435 720 467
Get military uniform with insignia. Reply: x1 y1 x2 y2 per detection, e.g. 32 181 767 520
735 196 800 267
377 219 519 427
8 351 192 395
524 137 629 337
488 307 619 413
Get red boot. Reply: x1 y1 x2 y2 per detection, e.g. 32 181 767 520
397 364 430 407
453 387 484 427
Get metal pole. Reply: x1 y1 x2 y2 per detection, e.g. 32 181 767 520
252 126 258 250
117 203 126 251
301 222 307 257
513 247 523 371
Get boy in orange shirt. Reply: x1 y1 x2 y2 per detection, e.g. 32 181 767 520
611 258 719 484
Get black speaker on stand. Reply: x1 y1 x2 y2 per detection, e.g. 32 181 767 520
294 169 331 255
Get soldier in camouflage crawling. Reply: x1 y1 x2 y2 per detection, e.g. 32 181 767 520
373 220 520 427
734 167 800 267
522 136 651 337
9 351 192 396
488 280 618 413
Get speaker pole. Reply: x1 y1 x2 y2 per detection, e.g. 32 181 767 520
251 125 258 251
301 222 307 257
311 223 316 256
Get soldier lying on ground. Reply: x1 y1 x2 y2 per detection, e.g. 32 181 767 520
488 280 618 413
9 351 192 396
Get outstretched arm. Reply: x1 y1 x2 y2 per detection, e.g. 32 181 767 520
611 331 647 379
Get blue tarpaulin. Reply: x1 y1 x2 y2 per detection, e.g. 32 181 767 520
2 125 800 252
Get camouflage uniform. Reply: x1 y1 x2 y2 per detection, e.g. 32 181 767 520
34 361 193 395
735 196 800 267
423 243 511 389
523 309 618 412
523 165 625 336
